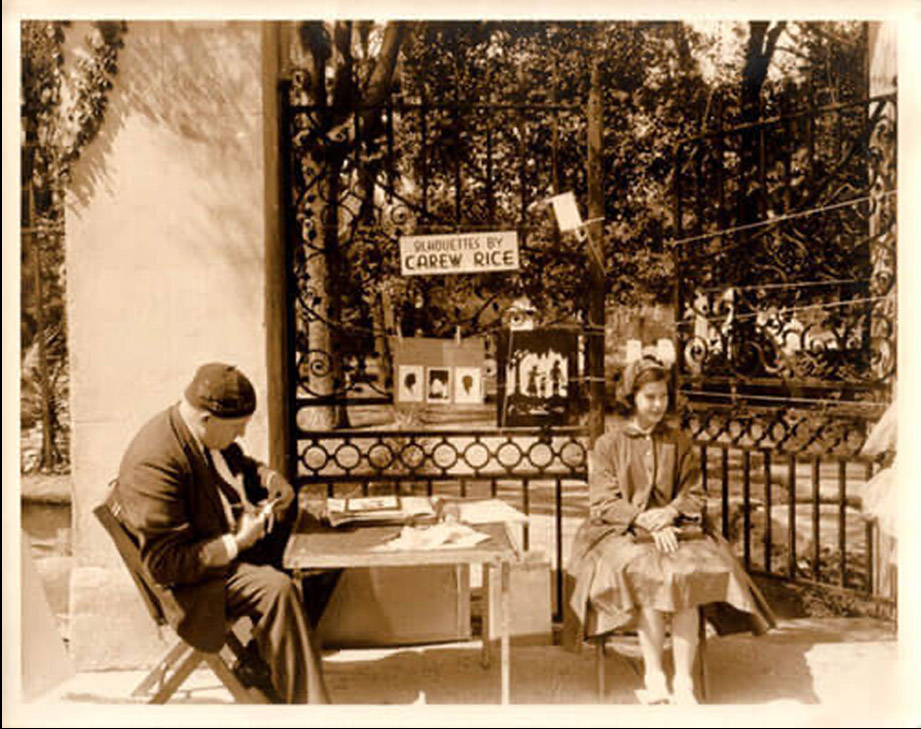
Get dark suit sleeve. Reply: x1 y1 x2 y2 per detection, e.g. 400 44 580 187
226 443 296 519
122 457 231 587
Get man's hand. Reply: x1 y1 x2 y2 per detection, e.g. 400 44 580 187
234 511 267 552
258 497 280 533
635 505 678 532
266 471 295 516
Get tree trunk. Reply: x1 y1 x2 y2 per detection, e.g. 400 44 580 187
301 151 351 430
739 21 786 225
26 176 57 471
295 21 406 431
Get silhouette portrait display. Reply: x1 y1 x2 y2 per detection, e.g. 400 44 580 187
454 366 482 404
390 335 487 410
497 328 579 426
426 367 451 403
397 364 424 403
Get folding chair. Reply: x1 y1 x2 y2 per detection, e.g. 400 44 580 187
94 501 276 704
592 606 708 703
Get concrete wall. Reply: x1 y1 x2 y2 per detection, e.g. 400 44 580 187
65 21 282 669
869 21 897 95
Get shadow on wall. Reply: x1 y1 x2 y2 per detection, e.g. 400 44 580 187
68 21 266 295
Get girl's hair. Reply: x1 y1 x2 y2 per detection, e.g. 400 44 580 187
615 355 669 414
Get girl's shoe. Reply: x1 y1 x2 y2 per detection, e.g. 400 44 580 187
635 673 671 705
671 677 699 705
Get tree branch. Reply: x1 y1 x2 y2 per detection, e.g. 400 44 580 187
299 21 330 108
763 21 788 65
774 44 813 62
365 22 407 106
331 20 354 110
671 22 694 76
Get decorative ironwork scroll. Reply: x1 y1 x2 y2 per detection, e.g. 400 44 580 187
672 94 897 455
281 73 590 421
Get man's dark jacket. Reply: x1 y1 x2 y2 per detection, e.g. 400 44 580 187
113 404 293 652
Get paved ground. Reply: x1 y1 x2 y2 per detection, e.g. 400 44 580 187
12 617 911 727
16 472 913 726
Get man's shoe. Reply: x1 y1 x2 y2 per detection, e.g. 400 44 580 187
233 640 281 703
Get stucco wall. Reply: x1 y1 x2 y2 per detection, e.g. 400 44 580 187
869 21 897 95
65 21 280 668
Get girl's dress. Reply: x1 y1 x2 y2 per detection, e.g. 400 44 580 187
565 419 775 644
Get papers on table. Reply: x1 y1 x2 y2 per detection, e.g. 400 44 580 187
373 523 490 552
343 495 400 512
456 499 528 525
326 496 436 527
323 495 527 529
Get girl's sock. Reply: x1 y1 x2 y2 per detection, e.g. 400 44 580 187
672 675 699 705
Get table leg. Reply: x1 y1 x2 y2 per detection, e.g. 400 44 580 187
481 563 492 668
500 559 510 705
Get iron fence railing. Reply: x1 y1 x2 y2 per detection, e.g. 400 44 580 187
292 425 589 621
667 89 897 619
692 438 894 616
292 422 894 622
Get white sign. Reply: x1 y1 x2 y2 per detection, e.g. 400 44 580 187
656 338 676 367
399 231 519 276
548 192 583 232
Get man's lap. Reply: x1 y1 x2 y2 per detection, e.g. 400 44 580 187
225 561 295 621
223 560 341 630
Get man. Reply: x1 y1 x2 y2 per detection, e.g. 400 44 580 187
111 362 329 703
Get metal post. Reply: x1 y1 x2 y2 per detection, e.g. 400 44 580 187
279 82 297 485
838 459 848 587
586 59 606 446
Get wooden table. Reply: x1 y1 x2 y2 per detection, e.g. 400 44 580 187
283 504 520 704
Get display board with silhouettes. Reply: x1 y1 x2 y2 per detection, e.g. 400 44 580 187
496 328 580 426
391 336 486 409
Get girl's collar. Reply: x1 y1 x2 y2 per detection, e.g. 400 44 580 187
623 418 667 437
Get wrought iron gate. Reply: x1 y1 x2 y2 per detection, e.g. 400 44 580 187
671 92 897 606
279 69 599 617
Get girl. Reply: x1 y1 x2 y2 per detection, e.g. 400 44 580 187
566 356 775 704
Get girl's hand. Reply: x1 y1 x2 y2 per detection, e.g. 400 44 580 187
633 510 653 531
652 525 679 553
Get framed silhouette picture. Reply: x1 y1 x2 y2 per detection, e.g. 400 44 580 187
454 366 482 404
497 328 579 426
390 336 487 410
426 367 452 403
397 364 424 403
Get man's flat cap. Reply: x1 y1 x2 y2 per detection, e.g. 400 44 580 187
184 363 256 418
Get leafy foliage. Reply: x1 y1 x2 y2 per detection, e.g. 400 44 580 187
297 21 722 342
19 20 878 449
287 20 878 372
20 20 126 472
